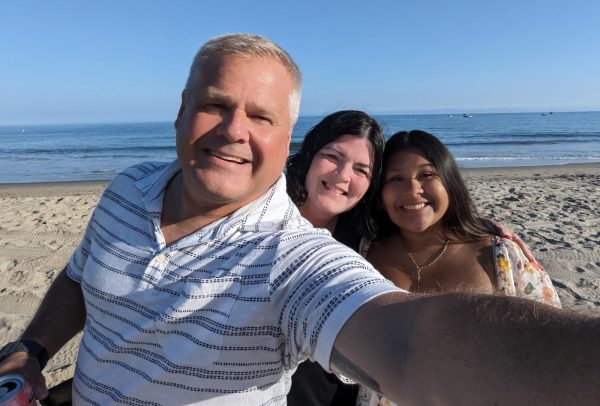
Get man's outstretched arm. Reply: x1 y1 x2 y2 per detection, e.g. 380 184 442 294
0 267 86 399
332 291 600 406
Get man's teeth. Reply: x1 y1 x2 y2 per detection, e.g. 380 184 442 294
209 151 246 163
403 203 426 210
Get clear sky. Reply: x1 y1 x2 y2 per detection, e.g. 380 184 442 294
1 0 599 124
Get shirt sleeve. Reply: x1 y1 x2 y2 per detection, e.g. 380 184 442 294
275 237 405 372
66 209 96 283
494 237 561 308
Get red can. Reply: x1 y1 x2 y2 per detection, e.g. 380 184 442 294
0 375 36 406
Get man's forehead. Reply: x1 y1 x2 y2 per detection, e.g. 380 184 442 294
196 57 290 101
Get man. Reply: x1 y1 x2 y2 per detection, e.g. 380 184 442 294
0 34 599 405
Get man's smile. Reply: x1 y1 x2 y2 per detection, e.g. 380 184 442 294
206 149 250 164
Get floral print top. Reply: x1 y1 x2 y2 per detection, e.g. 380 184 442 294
492 236 561 307
356 236 561 406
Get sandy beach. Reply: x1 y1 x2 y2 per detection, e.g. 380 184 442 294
1 163 599 387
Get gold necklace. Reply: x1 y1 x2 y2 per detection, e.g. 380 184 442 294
401 238 450 292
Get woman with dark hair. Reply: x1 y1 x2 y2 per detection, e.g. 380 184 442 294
286 110 384 405
357 130 560 406
286 110 384 250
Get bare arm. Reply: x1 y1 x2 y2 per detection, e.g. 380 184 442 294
0 267 86 399
332 292 600 405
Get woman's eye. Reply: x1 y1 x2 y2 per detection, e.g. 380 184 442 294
387 175 403 182
356 168 370 178
418 172 435 180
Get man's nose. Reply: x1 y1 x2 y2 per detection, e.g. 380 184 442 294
217 109 249 142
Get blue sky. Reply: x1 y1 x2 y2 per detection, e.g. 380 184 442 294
1 0 599 124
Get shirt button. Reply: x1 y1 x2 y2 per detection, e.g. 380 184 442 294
155 254 166 263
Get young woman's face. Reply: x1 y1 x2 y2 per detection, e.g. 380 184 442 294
303 134 374 221
381 148 449 234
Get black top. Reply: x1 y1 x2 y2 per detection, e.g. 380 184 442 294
287 212 362 405
287 360 358 405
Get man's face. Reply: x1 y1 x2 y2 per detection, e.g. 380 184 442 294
175 55 294 212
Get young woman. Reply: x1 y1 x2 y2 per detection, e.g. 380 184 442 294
286 110 385 405
357 130 561 406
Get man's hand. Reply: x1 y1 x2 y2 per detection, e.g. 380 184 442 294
0 267 86 401
0 352 48 400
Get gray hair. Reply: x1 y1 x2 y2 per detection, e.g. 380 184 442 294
184 33 302 127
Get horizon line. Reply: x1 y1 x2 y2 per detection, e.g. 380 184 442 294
2 109 599 127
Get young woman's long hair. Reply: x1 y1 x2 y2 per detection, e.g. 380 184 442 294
286 110 385 249
375 130 498 240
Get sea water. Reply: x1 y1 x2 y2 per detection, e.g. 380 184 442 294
1 112 599 183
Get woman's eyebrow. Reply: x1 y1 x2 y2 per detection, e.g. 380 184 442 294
418 163 435 169
386 163 435 172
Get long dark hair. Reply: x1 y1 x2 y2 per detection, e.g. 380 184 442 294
375 130 498 240
286 110 385 249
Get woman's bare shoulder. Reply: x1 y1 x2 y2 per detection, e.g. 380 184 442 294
366 235 413 289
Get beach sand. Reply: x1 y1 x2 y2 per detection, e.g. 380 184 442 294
0 163 599 387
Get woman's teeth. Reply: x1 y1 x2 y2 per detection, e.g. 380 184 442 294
403 203 426 210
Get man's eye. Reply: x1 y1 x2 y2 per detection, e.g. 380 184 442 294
251 115 272 125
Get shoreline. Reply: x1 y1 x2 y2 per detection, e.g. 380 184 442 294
460 161 600 177
0 162 599 193
0 179 109 197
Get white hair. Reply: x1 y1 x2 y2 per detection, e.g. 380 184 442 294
185 33 302 127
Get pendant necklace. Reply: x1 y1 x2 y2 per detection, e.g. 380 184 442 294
401 238 450 292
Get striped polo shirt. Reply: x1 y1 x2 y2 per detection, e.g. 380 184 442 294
67 161 400 405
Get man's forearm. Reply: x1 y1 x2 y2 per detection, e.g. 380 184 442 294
333 292 600 405
21 267 86 358
402 293 599 405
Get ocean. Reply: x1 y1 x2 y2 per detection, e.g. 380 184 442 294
1 111 599 183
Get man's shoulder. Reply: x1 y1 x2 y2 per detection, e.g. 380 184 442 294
102 161 172 193
115 161 171 183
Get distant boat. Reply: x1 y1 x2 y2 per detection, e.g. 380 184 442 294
463 113 472 118
448 114 453 118
541 113 548 116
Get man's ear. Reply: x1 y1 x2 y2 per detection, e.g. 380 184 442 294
174 91 186 130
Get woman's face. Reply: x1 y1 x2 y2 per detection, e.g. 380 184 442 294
381 148 449 234
303 134 374 221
